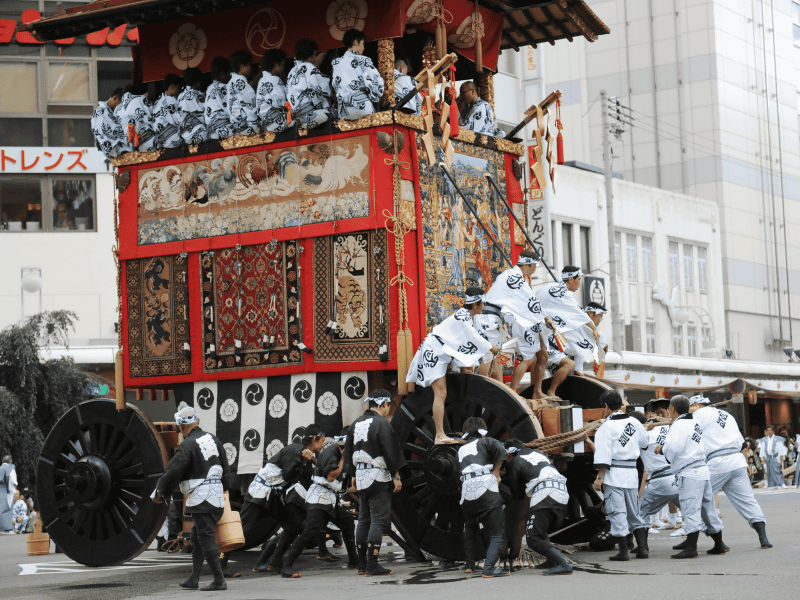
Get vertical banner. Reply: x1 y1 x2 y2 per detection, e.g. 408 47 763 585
238 378 269 474
527 145 548 265
192 381 218 437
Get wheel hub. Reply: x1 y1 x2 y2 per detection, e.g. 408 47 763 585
423 445 460 495
66 455 112 509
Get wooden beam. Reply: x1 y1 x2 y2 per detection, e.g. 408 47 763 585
521 8 555 44
505 13 540 47
539 4 572 42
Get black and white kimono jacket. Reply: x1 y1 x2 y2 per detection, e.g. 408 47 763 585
344 409 404 493
156 427 230 514
306 443 345 513
536 281 596 365
506 448 568 510
225 72 259 136
406 308 493 387
154 93 181 149
286 60 333 128
332 50 384 120
255 71 290 133
458 435 506 514
246 442 307 506
114 91 133 121
394 69 421 115
122 94 158 152
204 80 232 140
91 101 126 158
459 97 496 136
178 87 207 145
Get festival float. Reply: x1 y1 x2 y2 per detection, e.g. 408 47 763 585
22 0 610 567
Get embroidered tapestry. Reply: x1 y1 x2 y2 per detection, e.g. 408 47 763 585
200 241 302 372
313 230 389 362
137 135 371 245
416 136 511 328
126 254 191 377
188 371 369 473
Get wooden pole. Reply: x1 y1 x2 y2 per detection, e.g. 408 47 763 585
114 350 126 411
377 38 395 109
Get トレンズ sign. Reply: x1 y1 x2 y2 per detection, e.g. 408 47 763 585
0 147 110 174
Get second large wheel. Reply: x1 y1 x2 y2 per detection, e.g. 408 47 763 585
390 373 541 561
36 399 169 566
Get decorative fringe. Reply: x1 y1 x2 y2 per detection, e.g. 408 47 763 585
555 98 564 164
284 101 293 126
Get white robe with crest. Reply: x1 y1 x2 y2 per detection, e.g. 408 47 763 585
331 50 384 120
225 72 258 136
255 71 290 132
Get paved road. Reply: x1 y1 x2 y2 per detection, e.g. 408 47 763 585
2 487 797 600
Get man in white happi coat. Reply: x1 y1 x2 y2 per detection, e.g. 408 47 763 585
689 395 772 548
90 88 126 158
205 57 232 141
656 395 727 559
537 266 600 392
407 287 499 444
479 249 553 392
287 38 334 130
154 73 183 149
121 83 159 152
225 50 259 137
393 59 421 115
458 81 497 136
256 49 291 133
630 410 677 556
332 29 384 120
178 68 207 145
593 390 649 561
759 425 787 488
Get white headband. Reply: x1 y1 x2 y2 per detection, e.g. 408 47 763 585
174 406 199 426
366 396 392 406
518 256 538 266
562 269 582 281
689 394 710 405
461 428 488 439
506 446 521 455
587 306 606 315
464 293 484 304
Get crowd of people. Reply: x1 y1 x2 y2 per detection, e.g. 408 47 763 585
0 455 36 535
91 29 499 159
742 428 798 488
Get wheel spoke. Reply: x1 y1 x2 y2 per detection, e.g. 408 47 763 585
412 426 434 447
111 504 130 531
119 488 143 503
68 438 85 457
403 441 428 456
81 427 95 455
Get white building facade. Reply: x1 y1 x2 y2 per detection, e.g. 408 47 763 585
495 0 800 363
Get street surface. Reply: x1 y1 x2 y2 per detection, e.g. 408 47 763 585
2 487 797 600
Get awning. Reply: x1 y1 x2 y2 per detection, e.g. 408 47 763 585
21 0 609 50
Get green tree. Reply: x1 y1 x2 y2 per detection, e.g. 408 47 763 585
0 311 93 487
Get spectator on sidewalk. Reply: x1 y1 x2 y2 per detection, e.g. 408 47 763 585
12 491 29 533
0 456 17 533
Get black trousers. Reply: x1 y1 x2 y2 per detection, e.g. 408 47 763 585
285 502 356 567
525 505 566 555
240 495 302 551
462 504 505 560
190 510 222 557
356 486 392 546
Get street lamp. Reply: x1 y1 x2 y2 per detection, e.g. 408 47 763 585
20 267 42 316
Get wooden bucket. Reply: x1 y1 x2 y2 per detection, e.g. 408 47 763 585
27 521 50 556
215 492 244 553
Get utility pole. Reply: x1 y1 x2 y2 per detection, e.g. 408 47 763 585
601 89 625 353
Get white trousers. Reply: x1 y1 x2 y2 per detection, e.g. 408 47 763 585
710 466 765 524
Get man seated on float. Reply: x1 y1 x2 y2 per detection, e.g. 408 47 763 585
393 59 421 115
178 68 207 145
480 249 553 394
91 87 126 158
256 49 292 133
331 29 384 120
205 57 233 141
154 73 183 150
225 50 259 136
406 287 499 445
585 302 609 354
119 83 159 153
114 84 135 122
287 38 334 130
458 81 497 136
536 266 600 396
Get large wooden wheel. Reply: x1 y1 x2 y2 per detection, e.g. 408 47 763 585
390 373 541 561
37 399 169 566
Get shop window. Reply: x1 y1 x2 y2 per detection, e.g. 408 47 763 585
51 178 95 231
48 61 91 104
0 118 43 146
0 178 42 232
0 62 39 112
48 118 94 146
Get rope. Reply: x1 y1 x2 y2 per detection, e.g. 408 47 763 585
526 420 603 455
382 138 414 329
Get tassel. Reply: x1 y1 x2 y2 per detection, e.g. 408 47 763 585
284 101 293 126
555 98 565 165
448 64 459 137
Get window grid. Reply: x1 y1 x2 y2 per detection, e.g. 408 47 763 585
646 320 656 354
672 324 683 355
669 241 680 290
683 244 695 291
687 323 697 357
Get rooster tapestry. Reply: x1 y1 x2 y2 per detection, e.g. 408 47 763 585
136 135 371 245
